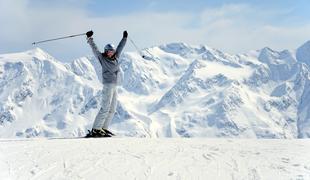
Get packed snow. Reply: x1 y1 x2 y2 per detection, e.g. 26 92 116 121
1 138 310 180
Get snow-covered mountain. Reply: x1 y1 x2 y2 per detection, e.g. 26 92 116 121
1 41 310 138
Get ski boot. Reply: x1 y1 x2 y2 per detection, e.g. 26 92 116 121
102 128 115 136
85 128 111 138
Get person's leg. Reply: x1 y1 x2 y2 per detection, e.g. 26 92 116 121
92 84 114 129
102 84 117 129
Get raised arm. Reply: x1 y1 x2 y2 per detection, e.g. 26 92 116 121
114 31 128 59
86 31 102 59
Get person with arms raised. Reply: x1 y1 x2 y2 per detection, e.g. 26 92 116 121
85 30 127 138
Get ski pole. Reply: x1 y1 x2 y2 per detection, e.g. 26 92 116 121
32 33 86 45
128 36 155 59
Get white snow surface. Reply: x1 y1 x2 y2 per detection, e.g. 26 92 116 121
0 138 310 180
1 41 310 138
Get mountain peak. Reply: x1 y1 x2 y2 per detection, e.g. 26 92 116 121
30 47 45 53
27 47 55 60
296 40 310 65
0 48 55 63
159 42 210 56
258 46 296 65
159 42 191 53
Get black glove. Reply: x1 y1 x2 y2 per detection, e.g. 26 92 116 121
86 31 93 38
123 31 128 38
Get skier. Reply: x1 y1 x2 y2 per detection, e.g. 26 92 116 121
85 30 127 137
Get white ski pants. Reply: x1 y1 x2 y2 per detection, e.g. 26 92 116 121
92 83 117 129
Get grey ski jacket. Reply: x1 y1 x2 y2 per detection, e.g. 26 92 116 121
87 37 127 84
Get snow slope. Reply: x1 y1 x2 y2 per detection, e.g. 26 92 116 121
0 138 310 180
1 41 310 138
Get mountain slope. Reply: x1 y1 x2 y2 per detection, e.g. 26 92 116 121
1 41 310 138
0 48 101 137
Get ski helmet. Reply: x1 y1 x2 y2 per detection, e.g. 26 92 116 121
104 43 115 52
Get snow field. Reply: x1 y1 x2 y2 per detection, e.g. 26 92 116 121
1 138 310 180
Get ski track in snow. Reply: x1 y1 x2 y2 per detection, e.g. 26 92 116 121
1 138 310 180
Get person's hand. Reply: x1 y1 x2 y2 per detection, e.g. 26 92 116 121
123 31 128 38
86 31 93 38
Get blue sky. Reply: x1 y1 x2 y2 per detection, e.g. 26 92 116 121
1 0 310 61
